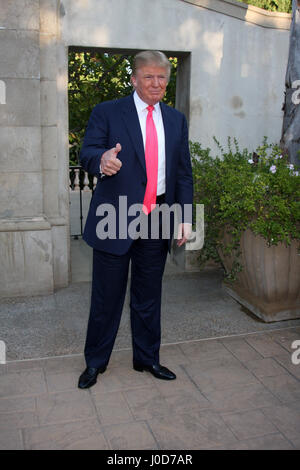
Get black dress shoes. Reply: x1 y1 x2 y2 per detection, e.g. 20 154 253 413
78 366 106 389
133 363 176 380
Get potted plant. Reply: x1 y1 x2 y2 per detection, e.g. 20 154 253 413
191 137 300 322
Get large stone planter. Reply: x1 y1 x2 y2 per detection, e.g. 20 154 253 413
219 229 300 322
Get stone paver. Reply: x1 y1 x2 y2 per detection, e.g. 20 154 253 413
0 429 23 450
242 357 287 378
220 337 263 362
179 338 233 362
261 402 300 441
123 387 174 421
36 390 96 426
23 419 109 450
222 433 294 450
202 382 281 413
182 357 260 394
244 334 288 358
267 329 300 353
273 351 300 380
0 328 299 450
258 373 300 404
0 369 47 398
147 409 238 450
103 421 158 450
220 409 278 440
93 391 134 426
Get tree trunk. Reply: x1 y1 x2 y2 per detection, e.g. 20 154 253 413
281 0 300 167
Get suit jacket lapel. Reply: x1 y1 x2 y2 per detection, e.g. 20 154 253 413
121 94 146 175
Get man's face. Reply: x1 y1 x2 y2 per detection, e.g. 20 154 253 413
131 64 168 105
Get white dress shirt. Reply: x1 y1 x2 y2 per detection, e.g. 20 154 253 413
133 91 166 196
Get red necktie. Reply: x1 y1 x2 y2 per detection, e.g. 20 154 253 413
142 105 158 215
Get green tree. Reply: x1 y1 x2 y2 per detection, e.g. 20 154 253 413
236 0 292 12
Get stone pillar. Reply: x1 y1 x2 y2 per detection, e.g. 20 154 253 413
0 0 69 297
40 0 70 291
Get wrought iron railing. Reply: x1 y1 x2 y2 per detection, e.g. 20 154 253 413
69 166 97 238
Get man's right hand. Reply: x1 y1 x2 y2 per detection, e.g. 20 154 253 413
100 143 122 176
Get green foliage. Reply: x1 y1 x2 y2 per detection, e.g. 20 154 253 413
191 137 300 280
236 0 292 13
68 52 133 165
68 52 177 165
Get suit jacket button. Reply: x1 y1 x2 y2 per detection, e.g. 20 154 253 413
142 181 146 186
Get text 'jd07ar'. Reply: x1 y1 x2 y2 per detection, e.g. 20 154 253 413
107 454 193 467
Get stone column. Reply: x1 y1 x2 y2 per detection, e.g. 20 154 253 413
40 0 70 291
0 0 69 297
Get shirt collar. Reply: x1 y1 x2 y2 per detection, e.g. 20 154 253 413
133 91 160 114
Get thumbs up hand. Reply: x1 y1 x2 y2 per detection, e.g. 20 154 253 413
100 143 122 176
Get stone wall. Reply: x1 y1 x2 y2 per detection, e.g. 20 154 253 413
61 0 291 150
0 0 69 297
0 0 291 297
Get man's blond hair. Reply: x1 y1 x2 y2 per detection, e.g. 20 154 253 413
132 50 171 81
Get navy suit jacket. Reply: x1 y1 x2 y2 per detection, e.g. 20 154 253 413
80 93 193 255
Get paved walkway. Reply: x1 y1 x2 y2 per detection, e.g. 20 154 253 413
2 267 300 361
1 327 300 450
1 261 300 450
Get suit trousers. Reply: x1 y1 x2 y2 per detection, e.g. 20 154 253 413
84 211 169 369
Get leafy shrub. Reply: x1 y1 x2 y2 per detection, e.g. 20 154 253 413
236 0 292 13
191 137 300 279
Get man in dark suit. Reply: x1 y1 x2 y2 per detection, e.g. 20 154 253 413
78 51 193 389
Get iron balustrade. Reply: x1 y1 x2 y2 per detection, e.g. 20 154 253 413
69 166 97 238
